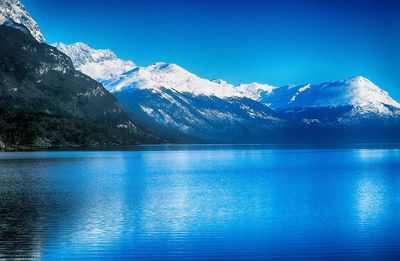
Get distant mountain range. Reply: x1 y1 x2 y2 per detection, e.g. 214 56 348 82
1 0 400 148
55 42 400 143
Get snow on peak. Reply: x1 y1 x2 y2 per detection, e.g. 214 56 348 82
236 82 276 100
261 76 400 115
53 42 118 65
52 42 400 114
52 42 136 81
107 62 243 98
54 42 275 99
103 61 277 99
344 76 400 113
0 0 45 42
148 62 178 70
211 79 229 85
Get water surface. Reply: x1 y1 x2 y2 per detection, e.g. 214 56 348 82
0 146 399 260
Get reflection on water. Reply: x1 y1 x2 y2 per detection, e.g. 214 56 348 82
0 147 399 260
357 178 385 224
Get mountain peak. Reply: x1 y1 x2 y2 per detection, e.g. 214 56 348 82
211 79 230 85
236 82 276 100
347 75 368 81
148 62 187 73
261 76 400 115
54 42 282 99
0 0 45 42
345 75 377 88
53 42 136 82
109 61 241 97
53 42 119 63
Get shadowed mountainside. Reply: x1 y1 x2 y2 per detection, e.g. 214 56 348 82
0 25 158 150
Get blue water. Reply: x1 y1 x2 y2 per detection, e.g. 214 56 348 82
0 146 399 260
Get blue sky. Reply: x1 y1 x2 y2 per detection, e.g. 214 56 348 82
24 0 400 99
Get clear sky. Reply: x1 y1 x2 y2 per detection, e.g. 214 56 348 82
24 0 400 99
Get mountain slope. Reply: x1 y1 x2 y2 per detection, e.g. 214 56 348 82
0 24 156 150
53 42 400 143
109 63 284 142
257 77 400 143
52 42 400 118
53 42 136 82
115 87 284 143
105 62 245 97
52 42 276 99
53 43 285 142
0 0 45 42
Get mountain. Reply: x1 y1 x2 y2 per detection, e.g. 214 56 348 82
104 63 283 142
107 63 284 142
106 62 244 97
53 42 136 82
261 76 400 116
0 0 45 43
53 43 285 142
52 42 276 99
0 23 157 150
236 82 276 100
3 2 399 146
54 42 400 143
257 76 400 143
114 87 285 143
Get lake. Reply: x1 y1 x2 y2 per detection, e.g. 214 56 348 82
0 145 399 260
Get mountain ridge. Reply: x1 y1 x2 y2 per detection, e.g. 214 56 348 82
52 42 277 100
2 1 400 145
261 76 400 116
0 0 45 42
53 42 136 82
52 41 400 143
0 21 157 149
54 42 400 116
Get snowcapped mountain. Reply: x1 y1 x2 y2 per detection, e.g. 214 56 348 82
107 62 276 99
104 62 244 97
261 76 400 116
256 76 400 143
52 42 136 82
3 1 399 145
55 42 400 119
52 42 400 118
52 42 284 142
236 82 276 100
107 62 282 142
0 0 45 42
52 42 275 99
53 42 400 142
